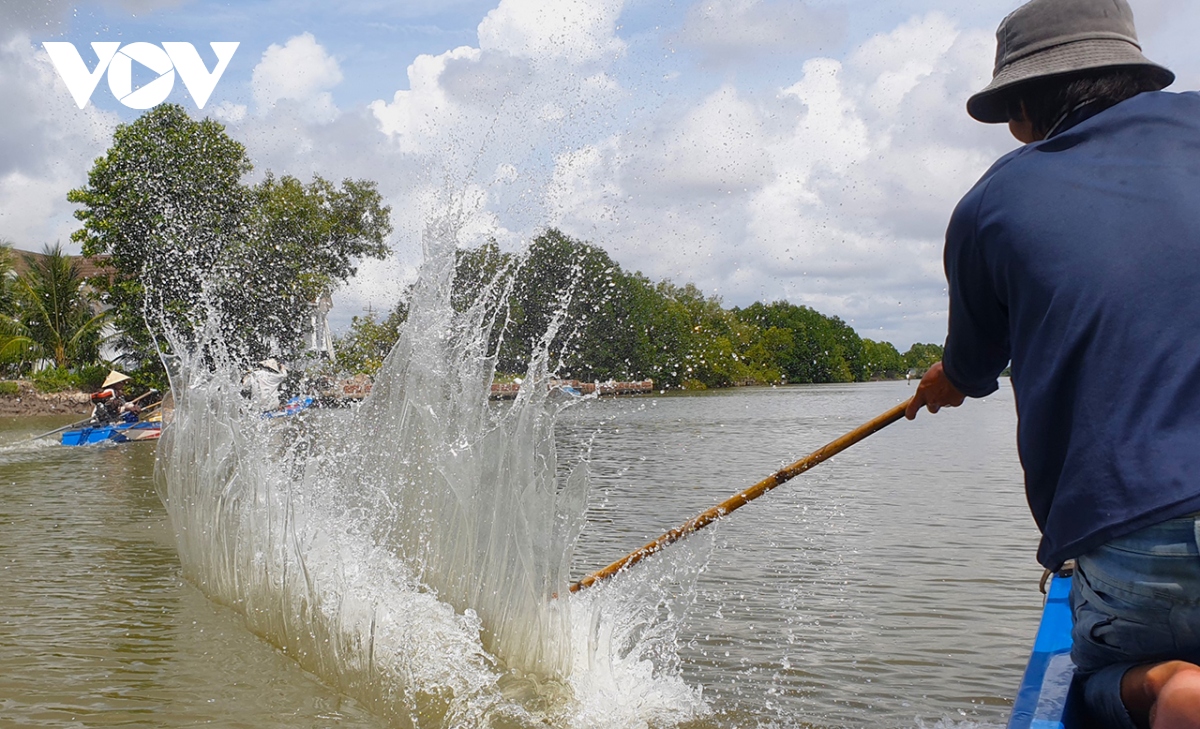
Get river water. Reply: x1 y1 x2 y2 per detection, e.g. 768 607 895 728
0 379 1043 728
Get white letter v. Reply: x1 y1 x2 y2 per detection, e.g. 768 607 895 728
43 42 121 109
163 42 239 110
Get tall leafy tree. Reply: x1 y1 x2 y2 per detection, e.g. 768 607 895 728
903 343 945 374
500 229 617 376
736 301 865 383
217 173 392 360
68 104 250 370
0 241 30 373
68 104 392 370
860 338 906 379
333 305 408 376
322 230 925 391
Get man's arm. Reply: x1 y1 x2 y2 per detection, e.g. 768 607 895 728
905 361 966 420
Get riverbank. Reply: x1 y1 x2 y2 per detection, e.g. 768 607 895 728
0 382 92 417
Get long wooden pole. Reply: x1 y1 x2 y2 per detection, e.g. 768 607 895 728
30 416 97 441
569 397 913 593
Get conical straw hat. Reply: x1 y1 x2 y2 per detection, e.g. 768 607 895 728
102 370 131 388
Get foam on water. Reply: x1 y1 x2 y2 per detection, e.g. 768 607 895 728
154 203 707 727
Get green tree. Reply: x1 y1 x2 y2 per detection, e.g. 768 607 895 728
860 338 906 380
736 301 864 383
0 241 16 314
739 325 791 384
334 305 408 376
646 282 753 388
68 104 250 371
0 242 30 374
217 173 392 360
68 104 392 370
8 243 108 370
443 233 919 390
903 343 945 374
500 230 610 375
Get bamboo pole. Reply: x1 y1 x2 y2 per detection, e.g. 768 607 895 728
569 397 913 593
30 416 97 441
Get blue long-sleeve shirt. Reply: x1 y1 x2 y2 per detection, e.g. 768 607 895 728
942 90 1200 569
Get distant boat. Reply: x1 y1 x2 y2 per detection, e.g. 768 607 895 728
1007 571 1083 729
550 384 582 398
261 395 315 419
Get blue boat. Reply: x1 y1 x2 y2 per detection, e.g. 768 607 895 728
1007 572 1084 729
60 420 162 446
261 395 315 419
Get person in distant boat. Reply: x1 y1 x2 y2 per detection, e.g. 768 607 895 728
91 370 141 424
242 358 288 413
904 1 1200 728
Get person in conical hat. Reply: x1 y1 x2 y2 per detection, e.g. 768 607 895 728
92 370 140 423
258 358 286 375
101 370 131 388
242 358 288 412
905 0 1200 726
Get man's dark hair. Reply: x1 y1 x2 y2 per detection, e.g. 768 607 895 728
1004 67 1164 138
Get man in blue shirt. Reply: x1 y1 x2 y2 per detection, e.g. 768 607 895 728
905 0 1200 726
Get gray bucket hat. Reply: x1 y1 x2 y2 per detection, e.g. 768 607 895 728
968 0 1174 123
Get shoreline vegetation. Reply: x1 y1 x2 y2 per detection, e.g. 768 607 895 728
0 106 942 415
335 229 945 391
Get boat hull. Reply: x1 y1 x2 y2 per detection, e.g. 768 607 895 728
60 421 162 446
261 395 315 419
1007 574 1084 729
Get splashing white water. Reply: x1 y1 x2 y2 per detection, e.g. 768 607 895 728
153 199 707 727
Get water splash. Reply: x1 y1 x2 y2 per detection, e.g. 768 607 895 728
153 198 706 727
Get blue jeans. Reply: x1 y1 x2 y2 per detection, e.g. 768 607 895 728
1071 513 1200 729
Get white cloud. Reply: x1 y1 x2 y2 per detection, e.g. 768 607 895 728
367 7 627 215
544 13 1015 347
7 0 1195 351
847 13 960 118
676 0 847 63
251 32 343 120
211 99 248 123
477 0 626 66
0 170 84 246
369 46 485 154
656 85 773 194
546 140 623 228
0 35 118 250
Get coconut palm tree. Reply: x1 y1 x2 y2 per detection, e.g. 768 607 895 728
0 242 31 374
8 243 109 370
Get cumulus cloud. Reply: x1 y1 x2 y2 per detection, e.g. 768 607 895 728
210 99 247 123
653 85 774 194
676 0 847 63
0 34 118 249
369 46 486 154
368 0 628 225
354 6 1020 346
545 13 1015 347
251 32 343 120
477 0 626 66
16 0 1185 349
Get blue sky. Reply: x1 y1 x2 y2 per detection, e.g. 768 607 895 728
3 0 1197 347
